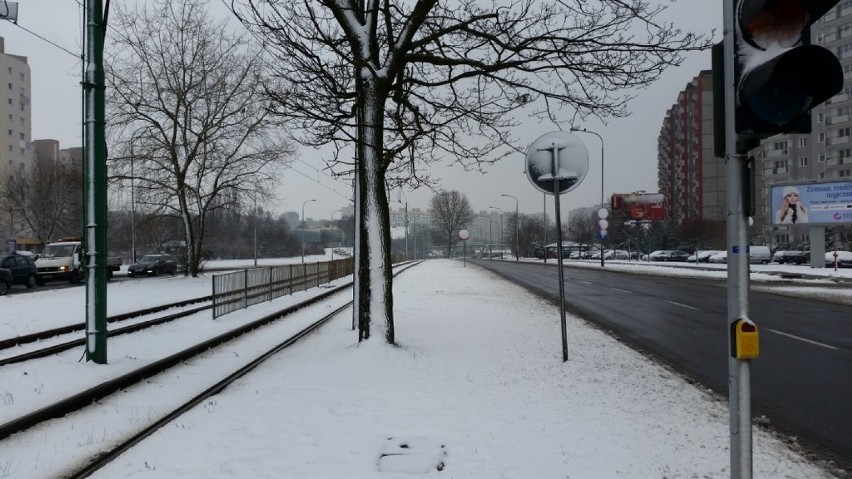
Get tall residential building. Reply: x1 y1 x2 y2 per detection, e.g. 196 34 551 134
747 6 852 247
657 71 739 226
0 36 33 180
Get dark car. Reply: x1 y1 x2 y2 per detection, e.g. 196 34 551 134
127 254 178 277
0 253 38 289
0 268 12 295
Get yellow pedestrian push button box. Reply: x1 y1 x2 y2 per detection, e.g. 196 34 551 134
731 319 759 359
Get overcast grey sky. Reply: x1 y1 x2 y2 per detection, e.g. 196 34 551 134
1 1 721 219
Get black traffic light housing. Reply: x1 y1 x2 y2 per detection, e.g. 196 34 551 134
734 0 843 136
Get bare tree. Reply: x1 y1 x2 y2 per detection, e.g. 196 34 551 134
430 191 474 257
567 209 596 251
232 0 711 343
0 160 82 245
105 0 294 276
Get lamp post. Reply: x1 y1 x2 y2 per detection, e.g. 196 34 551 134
253 191 258 267
331 209 344 261
501 194 519 261
301 199 316 263
489 206 503 260
571 127 605 267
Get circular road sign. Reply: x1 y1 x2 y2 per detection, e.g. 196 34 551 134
598 219 609 230
525 131 589 195
458 229 470 241
598 208 609 219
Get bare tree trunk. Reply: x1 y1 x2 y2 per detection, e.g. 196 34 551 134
357 86 394 344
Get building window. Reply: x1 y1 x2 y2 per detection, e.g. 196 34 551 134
799 156 808 166
799 137 808 147
819 112 825 123
19 73 24 81
6 99 11 105
840 127 852 137
18 133 24 140
820 172 827 179
819 132 826 142
820 154 826 162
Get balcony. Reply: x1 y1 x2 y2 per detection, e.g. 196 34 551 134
828 136 851 147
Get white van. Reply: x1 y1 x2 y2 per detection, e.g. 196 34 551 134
749 245 771 264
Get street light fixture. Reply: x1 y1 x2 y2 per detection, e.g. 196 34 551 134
571 127 606 267
489 206 503 260
501 194 519 262
301 199 317 263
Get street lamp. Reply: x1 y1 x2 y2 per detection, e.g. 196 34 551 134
571 127 606 267
501 194 519 262
301 199 316 263
489 206 503 260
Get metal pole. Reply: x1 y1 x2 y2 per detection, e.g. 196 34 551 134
130 145 136 264
723 1 753 476
501 194 520 261
301 199 316 264
543 193 547 263
253 192 258 267
548 143 569 362
83 0 108 364
571 127 605 267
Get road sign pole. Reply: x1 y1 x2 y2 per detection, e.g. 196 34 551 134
526 131 589 363
543 142 569 362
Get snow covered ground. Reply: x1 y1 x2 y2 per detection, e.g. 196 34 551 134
0 254 848 478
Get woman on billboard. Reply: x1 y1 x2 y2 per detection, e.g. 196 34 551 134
775 186 809 224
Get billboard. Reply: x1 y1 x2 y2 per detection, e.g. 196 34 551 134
771 181 852 226
611 192 666 221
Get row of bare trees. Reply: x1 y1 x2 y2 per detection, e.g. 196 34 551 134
3 0 708 345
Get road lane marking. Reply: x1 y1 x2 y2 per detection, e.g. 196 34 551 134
579 280 593 285
768 329 838 350
611 288 631 293
664 300 699 311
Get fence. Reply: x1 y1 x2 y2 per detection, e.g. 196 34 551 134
212 258 354 318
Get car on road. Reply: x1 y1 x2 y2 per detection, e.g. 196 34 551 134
0 253 38 290
0 268 12 295
127 254 178 277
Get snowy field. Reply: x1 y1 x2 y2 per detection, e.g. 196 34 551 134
0 254 848 478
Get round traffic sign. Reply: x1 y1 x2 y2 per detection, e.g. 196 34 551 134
598 219 609 230
458 229 470 241
524 131 589 195
598 208 609 219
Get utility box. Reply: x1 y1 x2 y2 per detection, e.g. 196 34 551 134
731 319 760 359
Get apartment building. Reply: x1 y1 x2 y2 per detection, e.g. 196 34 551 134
657 71 734 226
0 36 32 181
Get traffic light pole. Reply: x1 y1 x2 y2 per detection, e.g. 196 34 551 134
723 1 752 477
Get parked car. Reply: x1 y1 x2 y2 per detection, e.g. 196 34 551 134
649 250 689 262
749 245 771 265
604 249 630 260
127 254 178 277
708 250 728 263
0 268 12 295
0 253 38 289
688 250 723 263
774 250 808 264
825 250 852 268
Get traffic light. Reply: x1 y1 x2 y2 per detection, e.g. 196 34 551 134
734 0 843 135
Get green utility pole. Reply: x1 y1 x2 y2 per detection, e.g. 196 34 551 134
83 0 108 363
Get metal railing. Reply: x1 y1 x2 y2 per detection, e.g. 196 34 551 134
212 258 354 318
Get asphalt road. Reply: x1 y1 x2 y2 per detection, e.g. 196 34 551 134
473 259 852 472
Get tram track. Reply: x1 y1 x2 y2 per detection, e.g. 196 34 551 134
0 261 421 478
